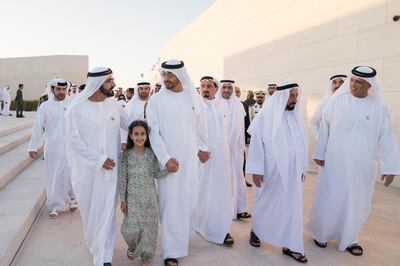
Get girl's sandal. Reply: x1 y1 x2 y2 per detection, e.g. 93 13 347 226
141 258 152 266
127 246 136 260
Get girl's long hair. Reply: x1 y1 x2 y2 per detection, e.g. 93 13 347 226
126 120 151 149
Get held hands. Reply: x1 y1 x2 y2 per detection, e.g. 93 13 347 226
166 158 179 173
29 151 37 159
120 201 128 215
103 157 116 170
253 174 264 188
314 159 325 167
198 150 211 164
381 174 395 187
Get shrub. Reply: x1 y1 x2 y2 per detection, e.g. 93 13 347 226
10 100 39 111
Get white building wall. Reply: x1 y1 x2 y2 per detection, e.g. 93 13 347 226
161 0 400 188
0 55 88 100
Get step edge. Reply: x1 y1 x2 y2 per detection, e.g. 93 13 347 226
0 190 46 266
0 147 44 190
0 121 34 138
0 135 31 156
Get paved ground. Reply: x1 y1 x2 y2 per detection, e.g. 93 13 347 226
0 112 35 131
11 172 400 266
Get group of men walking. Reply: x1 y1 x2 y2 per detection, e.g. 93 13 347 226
27 60 399 265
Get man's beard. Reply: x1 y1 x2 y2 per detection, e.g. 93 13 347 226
286 104 295 111
99 85 114 97
54 94 65 101
139 92 149 100
222 93 231 100
202 91 210 99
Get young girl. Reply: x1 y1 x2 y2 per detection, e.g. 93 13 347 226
119 120 169 266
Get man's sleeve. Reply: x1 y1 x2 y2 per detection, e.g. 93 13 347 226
245 123 265 175
66 110 108 170
378 108 400 175
146 99 171 167
313 104 331 161
28 105 45 152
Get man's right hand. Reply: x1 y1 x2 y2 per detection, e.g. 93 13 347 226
253 174 264 188
103 158 116 170
166 158 179 173
29 151 37 159
314 159 325 167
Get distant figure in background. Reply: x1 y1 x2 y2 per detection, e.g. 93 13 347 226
79 84 86 93
125 87 134 101
15 83 24 117
0 87 2 110
68 83 78 100
28 79 78 219
244 90 256 107
125 82 151 122
38 92 49 106
235 86 252 187
0 86 12 116
154 83 161 93
118 94 127 108
250 90 265 120
267 83 277 96
310 74 346 138
71 84 78 95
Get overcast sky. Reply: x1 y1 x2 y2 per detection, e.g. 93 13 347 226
0 0 215 87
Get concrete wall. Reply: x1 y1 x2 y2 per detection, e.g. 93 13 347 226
0 55 88 100
160 0 400 188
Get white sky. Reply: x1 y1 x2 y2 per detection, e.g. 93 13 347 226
0 0 215 87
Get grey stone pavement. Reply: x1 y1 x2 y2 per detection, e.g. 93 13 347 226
11 173 400 266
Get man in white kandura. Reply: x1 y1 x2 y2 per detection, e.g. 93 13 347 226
28 79 77 219
66 67 129 266
195 76 235 246
308 66 400 256
246 83 309 264
146 59 208 266
121 81 151 146
218 79 251 220
310 74 346 137
125 81 151 121
0 86 12 116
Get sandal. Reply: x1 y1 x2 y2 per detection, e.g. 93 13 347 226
127 246 136 260
249 230 260 247
237 212 252 219
49 210 58 219
69 198 78 212
164 258 178 266
282 248 308 263
313 239 327 248
223 233 234 246
346 244 363 256
141 258 152 266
